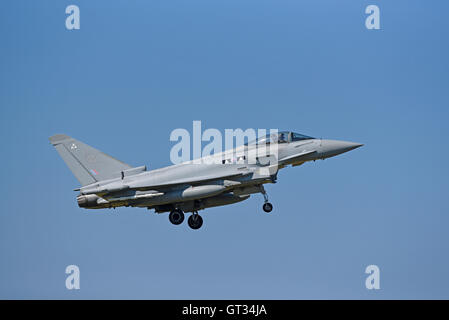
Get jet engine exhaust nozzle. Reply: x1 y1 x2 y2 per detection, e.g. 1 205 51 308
77 194 100 208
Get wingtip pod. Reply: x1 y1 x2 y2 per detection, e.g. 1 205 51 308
49 134 72 145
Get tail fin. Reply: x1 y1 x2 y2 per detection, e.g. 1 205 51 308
49 134 132 186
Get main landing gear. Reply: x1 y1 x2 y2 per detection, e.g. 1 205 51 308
169 208 203 230
169 209 184 225
260 186 273 213
187 212 203 230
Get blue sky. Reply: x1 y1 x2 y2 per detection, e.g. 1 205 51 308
1 0 448 299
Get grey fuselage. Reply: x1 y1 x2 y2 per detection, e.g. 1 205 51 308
75 136 362 213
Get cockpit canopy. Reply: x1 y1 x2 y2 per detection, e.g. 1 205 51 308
246 131 314 145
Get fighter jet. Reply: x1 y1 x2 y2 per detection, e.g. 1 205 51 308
49 132 362 230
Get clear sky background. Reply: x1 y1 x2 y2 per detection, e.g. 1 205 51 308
1 0 448 299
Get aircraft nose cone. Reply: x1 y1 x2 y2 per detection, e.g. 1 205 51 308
320 139 363 158
336 141 363 152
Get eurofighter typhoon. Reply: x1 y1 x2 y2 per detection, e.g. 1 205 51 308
49 132 362 230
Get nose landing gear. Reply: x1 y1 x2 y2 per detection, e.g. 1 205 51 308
263 202 273 213
260 186 273 213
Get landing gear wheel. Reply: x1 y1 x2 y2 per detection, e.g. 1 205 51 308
188 214 203 230
263 202 273 213
260 185 273 213
169 209 184 225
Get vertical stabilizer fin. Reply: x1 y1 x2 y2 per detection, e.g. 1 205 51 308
49 134 132 186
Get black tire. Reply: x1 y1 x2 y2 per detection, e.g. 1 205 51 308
169 209 184 225
187 214 203 230
263 202 273 213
